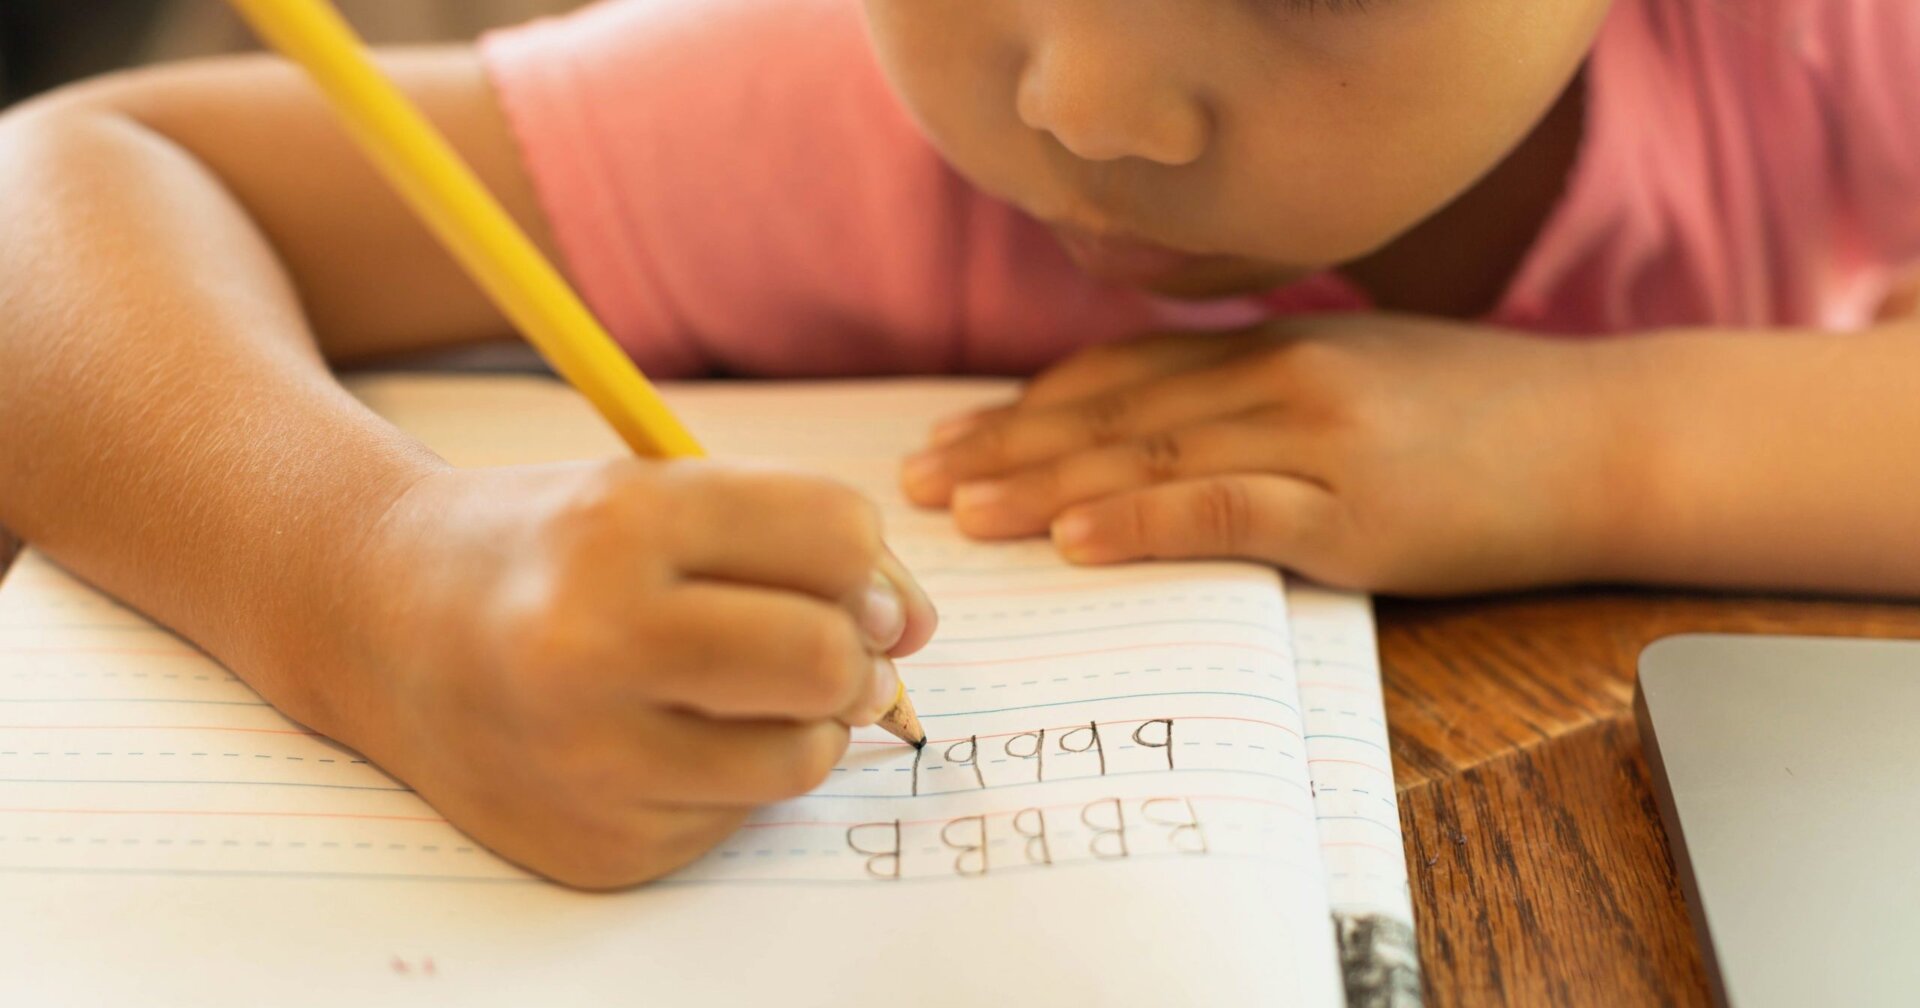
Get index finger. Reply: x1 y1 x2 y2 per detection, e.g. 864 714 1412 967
901 361 1275 505
921 334 1253 451
660 462 884 602
1019 330 1255 409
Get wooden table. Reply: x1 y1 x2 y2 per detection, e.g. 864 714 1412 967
1383 589 1920 1005
8 524 1911 1004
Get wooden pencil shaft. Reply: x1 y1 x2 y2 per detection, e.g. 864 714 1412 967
225 0 703 459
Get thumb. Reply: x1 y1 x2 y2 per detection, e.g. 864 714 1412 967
874 547 939 657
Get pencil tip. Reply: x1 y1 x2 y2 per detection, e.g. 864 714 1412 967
912 736 927 750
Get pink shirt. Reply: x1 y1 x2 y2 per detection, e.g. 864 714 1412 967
481 0 1920 378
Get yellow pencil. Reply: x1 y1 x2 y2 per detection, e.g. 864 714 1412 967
226 0 926 749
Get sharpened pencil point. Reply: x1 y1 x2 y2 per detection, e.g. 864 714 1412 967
877 683 927 749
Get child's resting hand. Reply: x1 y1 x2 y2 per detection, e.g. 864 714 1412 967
902 315 1631 595
330 459 936 889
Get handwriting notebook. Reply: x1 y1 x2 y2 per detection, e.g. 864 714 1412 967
0 375 1419 1007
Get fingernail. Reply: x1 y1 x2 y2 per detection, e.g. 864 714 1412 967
861 575 907 650
930 413 983 448
902 452 945 496
878 548 938 652
868 655 902 722
951 480 1008 515
1051 511 1102 562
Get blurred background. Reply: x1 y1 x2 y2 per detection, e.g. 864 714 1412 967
1 0 589 105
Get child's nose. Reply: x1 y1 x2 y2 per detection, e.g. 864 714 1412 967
1015 41 1210 168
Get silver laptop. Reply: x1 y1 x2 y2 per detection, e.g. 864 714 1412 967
1635 634 1920 1007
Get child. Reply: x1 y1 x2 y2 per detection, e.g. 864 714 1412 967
1 0 1917 887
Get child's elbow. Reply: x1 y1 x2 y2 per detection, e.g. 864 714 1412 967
0 66 188 180
0 54 287 168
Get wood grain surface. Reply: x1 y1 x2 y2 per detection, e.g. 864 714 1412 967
1380 590 1920 1005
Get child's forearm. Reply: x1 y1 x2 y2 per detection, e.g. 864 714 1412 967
0 102 442 728
1597 321 1920 595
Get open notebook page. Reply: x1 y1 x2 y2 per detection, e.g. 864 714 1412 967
1289 583 1422 1000
0 374 1384 1006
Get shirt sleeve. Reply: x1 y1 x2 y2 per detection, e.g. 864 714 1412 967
478 0 973 377
1815 0 1920 270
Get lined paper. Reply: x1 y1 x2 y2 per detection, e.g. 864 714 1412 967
1289 583 1422 1000
0 375 1411 1005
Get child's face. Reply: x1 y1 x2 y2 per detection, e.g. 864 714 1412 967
864 0 1614 298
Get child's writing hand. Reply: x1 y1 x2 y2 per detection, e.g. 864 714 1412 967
338 460 936 889
902 316 1629 594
